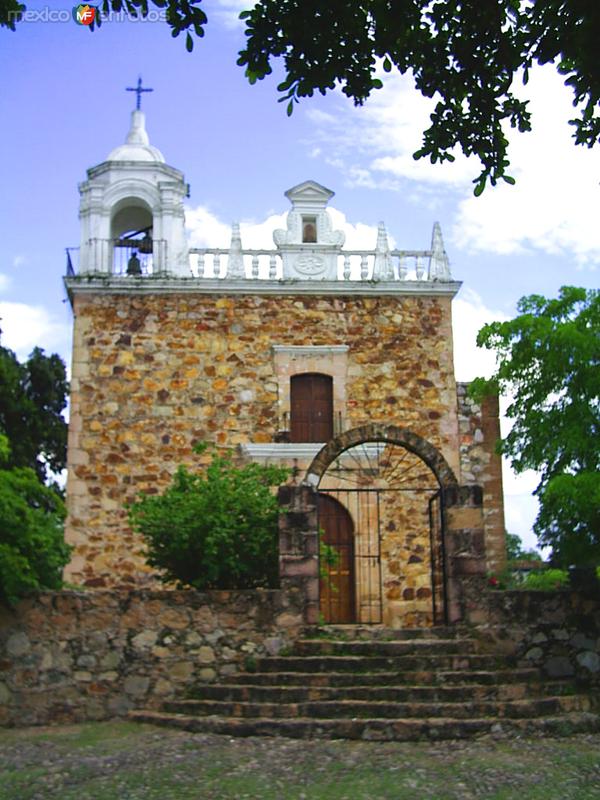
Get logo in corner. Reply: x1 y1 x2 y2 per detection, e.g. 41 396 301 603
73 4 96 26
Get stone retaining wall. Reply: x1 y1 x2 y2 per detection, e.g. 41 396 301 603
0 588 302 727
465 586 600 685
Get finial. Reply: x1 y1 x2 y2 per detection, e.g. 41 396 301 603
428 221 452 281
373 221 394 281
126 76 154 111
227 223 245 279
376 221 389 253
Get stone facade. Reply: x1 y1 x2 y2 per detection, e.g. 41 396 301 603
65 291 464 590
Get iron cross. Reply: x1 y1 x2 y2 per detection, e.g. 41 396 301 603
126 76 153 111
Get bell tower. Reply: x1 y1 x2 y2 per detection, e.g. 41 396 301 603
77 83 189 277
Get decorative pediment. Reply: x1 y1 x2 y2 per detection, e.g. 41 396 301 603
284 180 335 208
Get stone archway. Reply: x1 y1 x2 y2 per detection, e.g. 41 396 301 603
304 423 459 491
279 425 486 627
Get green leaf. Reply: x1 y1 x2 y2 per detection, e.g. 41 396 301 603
186 31 193 51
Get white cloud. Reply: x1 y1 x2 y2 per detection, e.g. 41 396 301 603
185 205 233 247
0 301 69 362
207 0 248 28
451 288 509 382
185 203 388 251
239 213 288 248
454 69 600 264
0 273 11 293
502 458 541 549
504 491 540 552
306 67 600 264
305 71 476 190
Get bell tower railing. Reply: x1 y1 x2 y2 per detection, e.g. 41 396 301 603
68 239 168 275
67 243 452 283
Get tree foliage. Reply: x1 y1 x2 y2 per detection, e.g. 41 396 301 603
505 532 541 562
0 0 23 30
238 0 600 194
0 344 68 485
129 447 289 590
0 434 70 606
471 286 600 566
3 1 599 192
92 0 207 53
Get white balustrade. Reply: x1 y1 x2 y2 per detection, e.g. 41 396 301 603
269 254 277 279
69 242 450 283
343 255 351 280
416 256 424 280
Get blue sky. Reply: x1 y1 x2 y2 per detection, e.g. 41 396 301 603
1 1 599 550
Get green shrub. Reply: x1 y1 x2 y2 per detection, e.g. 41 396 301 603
0 447 70 605
487 567 571 592
521 568 569 591
129 447 289 590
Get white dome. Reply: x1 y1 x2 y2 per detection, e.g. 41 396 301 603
107 110 165 163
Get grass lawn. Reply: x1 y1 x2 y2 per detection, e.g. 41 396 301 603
1 721 600 799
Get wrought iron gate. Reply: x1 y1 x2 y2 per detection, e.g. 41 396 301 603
317 441 448 626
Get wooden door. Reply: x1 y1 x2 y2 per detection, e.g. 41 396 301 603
290 373 333 443
318 494 356 623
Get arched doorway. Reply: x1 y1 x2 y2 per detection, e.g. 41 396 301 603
318 493 356 624
308 425 459 627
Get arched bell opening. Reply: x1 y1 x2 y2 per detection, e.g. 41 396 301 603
313 429 454 627
110 198 155 275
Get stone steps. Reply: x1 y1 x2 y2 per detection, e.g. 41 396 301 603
293 638 475 656
303 626 463 640
163 694 592 720
185 680 575 703
250 654 512 673
226 668 542 687
129 627 600 742
130 709 600 741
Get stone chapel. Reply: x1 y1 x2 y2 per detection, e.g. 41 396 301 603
64 104 506 628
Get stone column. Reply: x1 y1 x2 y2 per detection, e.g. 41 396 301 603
444 485 488 624
277 484 320 625
479 394 507 573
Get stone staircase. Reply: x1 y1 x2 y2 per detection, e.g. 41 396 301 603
130 627 600 741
